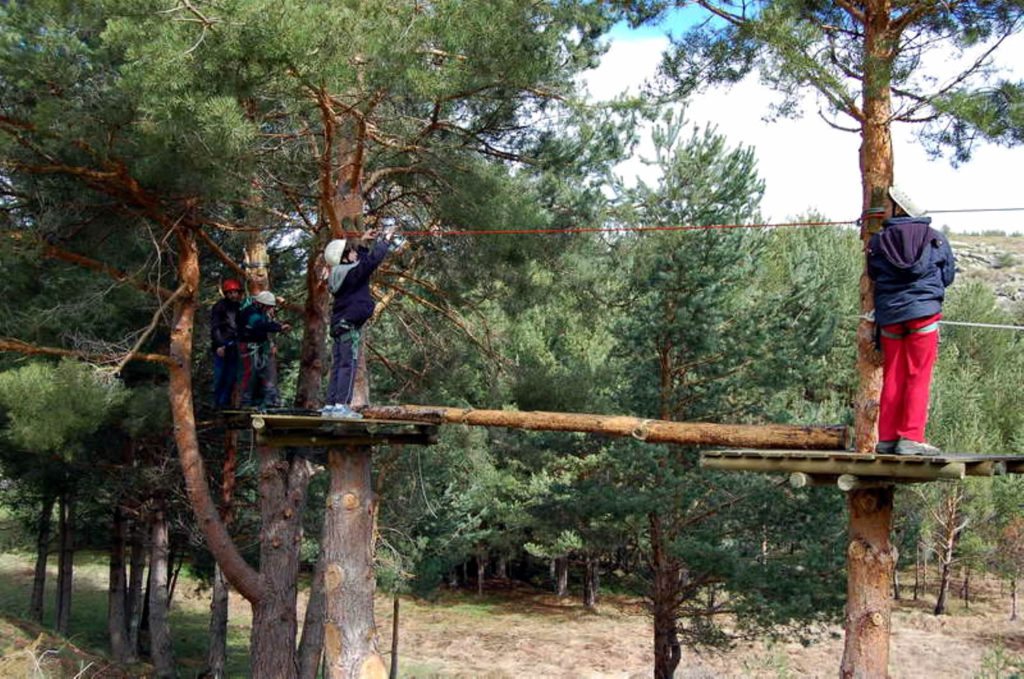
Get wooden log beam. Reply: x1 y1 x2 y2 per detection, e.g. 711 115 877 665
701 454 965 481
359 405 850 450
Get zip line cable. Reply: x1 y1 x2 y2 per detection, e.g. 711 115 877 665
938 320 1024 332
390 218 858 238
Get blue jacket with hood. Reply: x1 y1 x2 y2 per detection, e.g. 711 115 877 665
328 238 390 332
868 216 956 326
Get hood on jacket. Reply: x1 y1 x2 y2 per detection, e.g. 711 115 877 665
878 216 934 269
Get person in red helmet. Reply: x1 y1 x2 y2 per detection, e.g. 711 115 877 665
210 279 244 408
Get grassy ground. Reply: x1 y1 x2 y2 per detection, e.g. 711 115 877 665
2 548 1024 678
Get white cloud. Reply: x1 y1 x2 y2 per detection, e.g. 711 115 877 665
583 35 1024 234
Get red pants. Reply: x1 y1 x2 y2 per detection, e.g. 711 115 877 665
878 313 941 442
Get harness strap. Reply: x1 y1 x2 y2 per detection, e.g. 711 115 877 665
880 321 940 340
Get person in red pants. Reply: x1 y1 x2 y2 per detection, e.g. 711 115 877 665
868 186 956 456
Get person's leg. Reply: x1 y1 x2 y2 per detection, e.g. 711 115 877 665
263 348 279 408
339 327 361 405
212 350 228 408
238 343 255 407
897 314 941 442
326 334 347 405
878 322 908 444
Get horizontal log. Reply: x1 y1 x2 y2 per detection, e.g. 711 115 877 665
700 454 965 481
359 405 849 450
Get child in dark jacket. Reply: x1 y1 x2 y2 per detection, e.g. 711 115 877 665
323 229 393 419
210 279 244 408
868 187 956 456
237 290 290 409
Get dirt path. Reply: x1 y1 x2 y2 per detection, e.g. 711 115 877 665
371 579 1024 678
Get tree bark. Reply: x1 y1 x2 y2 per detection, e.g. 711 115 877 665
583 556 599 609
55 492 75 636
148 501 175 678
476 547 487 596
840 488 895 679
29 493 54 624
206 564 229 679
650 513 682 679
322 446 386 679
1011 578 1017 621
298 521 329 679
553 556 568 599
127 519 146 662
389 595 400 679
108 505 130 662
250 447 310 679
362 405 848 450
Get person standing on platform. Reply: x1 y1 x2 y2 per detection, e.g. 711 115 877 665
322 227 396 419
237 290 291 410
868 186 956 456
211 279 244 409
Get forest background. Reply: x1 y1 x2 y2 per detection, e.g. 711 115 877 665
1 1 1024 678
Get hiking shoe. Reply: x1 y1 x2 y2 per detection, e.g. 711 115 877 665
876 440 898 454
333 403 362 419
326 404 363 420
895 439 942 457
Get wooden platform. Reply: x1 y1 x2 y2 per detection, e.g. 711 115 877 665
221 410 439 448
700 449 1024 490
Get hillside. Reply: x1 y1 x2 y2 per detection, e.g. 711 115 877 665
951 233 1024 312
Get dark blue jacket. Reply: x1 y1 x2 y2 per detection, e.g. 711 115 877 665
210 298 240 350
237 302 285 343
329 238 389 330
868 216 955 326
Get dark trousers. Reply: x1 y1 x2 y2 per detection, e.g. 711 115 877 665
327 323 362 406
238 342 279 408
212 346 238 408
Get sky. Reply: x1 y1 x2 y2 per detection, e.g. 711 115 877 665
584 14 1024 234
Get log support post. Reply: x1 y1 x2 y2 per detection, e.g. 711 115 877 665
841 487 895 678
323 446 386 679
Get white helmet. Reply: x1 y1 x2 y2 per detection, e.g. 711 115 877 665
254 291 276 306
324 239 347 266
889 186 925 218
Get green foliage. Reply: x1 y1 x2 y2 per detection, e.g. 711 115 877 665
0 360 126 455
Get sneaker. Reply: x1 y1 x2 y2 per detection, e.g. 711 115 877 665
895 439 942 457
334 404 363 419
876 440 898 454
321 405 338 418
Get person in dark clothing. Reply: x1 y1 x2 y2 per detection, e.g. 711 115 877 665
211 279 244 408
237 290 291 409
868 186 956 456
322 228 394 419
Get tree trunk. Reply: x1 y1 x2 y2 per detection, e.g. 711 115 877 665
583 556 599 610
553 556 569 599
913 541 921 601
840 488 895 679
892 565 901 600
322 446 386 679
208 426 240 679
108 505 130 662
650 513 682 679
298 521 329 679
494 554 508 580
250 447 310 679
389 595 400 679
206 564 229 679
476 547 486 597
55 492 75 636
127 519 146 662
29 493 54 624
935 559 952 615
961 567 970 609
1011 577 1018 621
148 501 175 678
362 405 848 450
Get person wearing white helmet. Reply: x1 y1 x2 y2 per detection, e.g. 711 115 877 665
868 186 956 456
237 289 291 409
322 226 397 419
